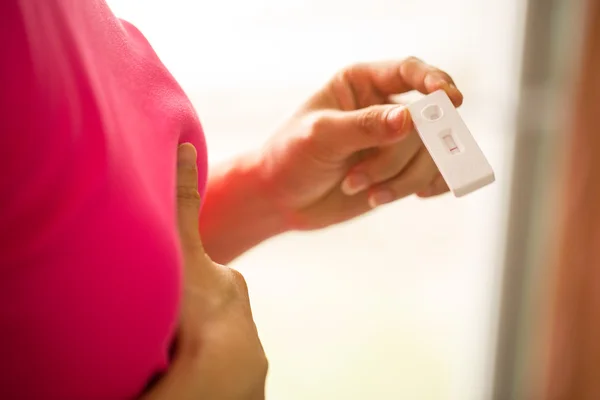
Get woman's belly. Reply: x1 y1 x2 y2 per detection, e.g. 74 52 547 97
0 1 208 398
0 113 207 400
2 189 182 399
0 116 208 399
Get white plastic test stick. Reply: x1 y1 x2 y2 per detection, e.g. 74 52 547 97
407 90 495 197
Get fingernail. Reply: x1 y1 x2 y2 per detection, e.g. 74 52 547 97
425 77 462 105
424 74 447 90
178 143 197 166
341 173 370 195
386 107 408 134
368 189 395 208
445 81 460 96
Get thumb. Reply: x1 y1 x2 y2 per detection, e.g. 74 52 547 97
176 143 204 255
313 105 413 156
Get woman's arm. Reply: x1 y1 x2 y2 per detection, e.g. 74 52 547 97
197 61 462 264
199 150 287 264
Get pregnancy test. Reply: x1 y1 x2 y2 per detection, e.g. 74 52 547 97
407 90 495 197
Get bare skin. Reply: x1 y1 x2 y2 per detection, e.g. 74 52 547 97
142 144 268 400
199 58 463 263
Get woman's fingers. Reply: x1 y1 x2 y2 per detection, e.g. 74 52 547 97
366 147 439 208
308 105 414 160
341 131 423 195
331 58 464 109
417 173 450 198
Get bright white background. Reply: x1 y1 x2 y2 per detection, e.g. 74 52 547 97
107 1 525 398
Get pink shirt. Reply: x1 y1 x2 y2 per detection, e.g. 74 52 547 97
0 1 208 398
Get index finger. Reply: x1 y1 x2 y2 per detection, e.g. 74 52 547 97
353 58 464 106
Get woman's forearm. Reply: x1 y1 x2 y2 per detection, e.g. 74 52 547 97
199 151 287 264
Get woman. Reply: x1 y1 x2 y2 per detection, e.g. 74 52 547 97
0 0 463 399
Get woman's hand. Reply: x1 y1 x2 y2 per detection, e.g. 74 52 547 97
143 144 268 400
199 58 464 262
258 57 463 229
